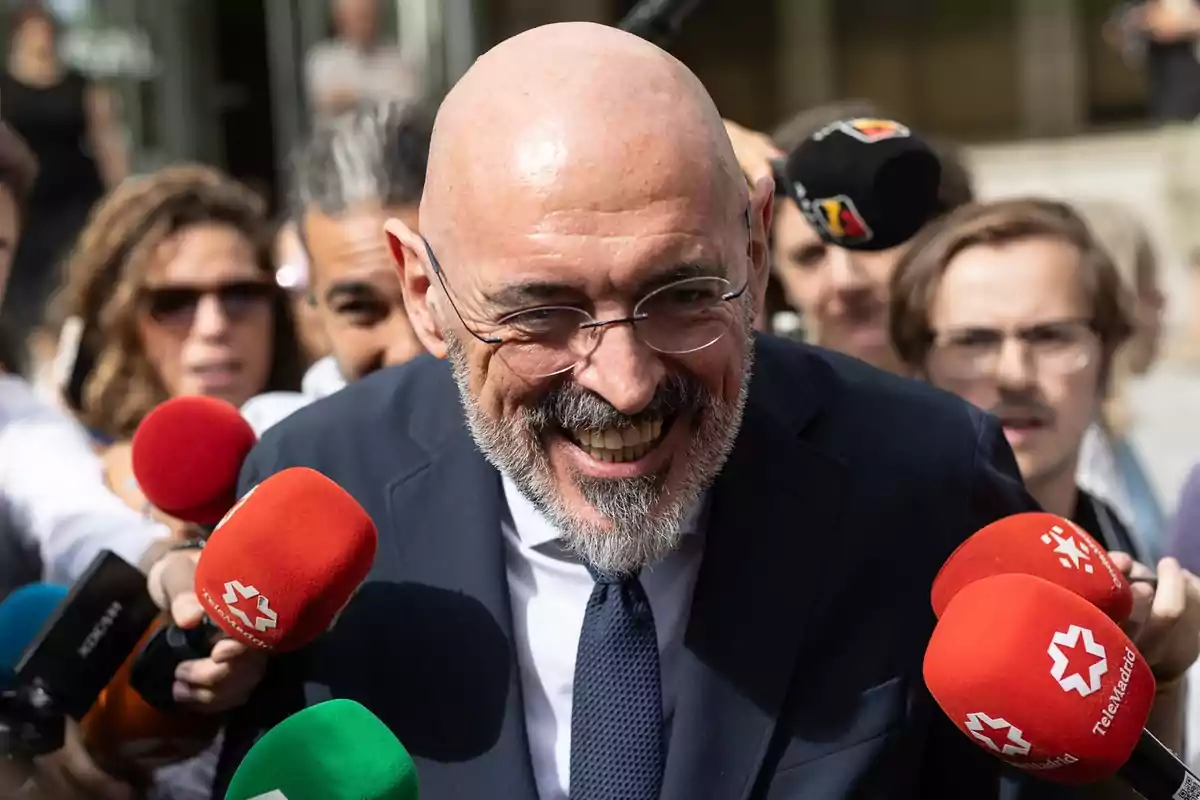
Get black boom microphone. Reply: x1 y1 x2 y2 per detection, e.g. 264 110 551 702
617 0 704 47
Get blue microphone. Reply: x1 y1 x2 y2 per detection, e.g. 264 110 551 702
0 584 68 688
0 583 69 765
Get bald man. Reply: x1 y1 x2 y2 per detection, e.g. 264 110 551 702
183 23 1064 800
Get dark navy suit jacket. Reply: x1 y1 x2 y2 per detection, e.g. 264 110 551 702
214 334 1064 799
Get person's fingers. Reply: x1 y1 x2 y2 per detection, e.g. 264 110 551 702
173 651 267 713
1128 558 1157 582
150 550 205 628
175 657 232 688
1108 551 1133 575
1137 559 1189 663
1120 577 1155 640
209 637 255 664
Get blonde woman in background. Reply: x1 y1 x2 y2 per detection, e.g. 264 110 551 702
1074 199 1168 561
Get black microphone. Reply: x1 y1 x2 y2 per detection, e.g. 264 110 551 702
777 117 942 252
617 0 704 46
14 552 162 721
1118 729 1200 800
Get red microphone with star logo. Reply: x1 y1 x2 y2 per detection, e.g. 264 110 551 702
128 468 377 712
930 512 1133 623
192 467 378 651
925 573 1197 798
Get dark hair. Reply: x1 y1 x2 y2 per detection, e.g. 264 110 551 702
50 164 307 439
292 100 432 222
889 197 1134 376
0 121 37 208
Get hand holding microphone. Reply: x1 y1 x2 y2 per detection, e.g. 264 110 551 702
129 395 261 712
926 573 1196 798
136 466 379 715
1108 552 1200 689
932 511 1200 687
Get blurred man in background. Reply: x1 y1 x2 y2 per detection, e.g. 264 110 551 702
241 101 430 434
889 197 1198 788
305 0 423 119
725 103 974 375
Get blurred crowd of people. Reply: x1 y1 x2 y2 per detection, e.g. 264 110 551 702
4 0 1200 796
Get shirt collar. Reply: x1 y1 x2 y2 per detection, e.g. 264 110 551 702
501 472 706 551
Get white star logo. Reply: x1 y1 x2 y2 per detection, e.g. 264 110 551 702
1048 625 1108 696
964 712 1032 756
222 580 278 632
1041 525 1094 574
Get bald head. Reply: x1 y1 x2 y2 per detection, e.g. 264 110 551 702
421 22 747 255
388 24 770 575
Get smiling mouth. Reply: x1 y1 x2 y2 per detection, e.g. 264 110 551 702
563 414 674 463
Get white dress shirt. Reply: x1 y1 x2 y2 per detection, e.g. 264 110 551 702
240 356 347 436
0 375 165 586
501 475 705 800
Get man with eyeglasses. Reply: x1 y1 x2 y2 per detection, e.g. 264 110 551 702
143 24 1192 800
890 197 1200 790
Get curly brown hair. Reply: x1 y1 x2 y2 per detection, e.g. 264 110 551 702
51 164 307 439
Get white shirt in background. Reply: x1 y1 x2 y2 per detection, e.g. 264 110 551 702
0 375 166 585
305 40 423 114
240 356 347 437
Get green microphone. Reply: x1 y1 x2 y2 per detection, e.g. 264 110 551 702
226 699 419 800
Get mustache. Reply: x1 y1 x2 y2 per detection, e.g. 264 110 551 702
526 373 710 432
990 402 1055 423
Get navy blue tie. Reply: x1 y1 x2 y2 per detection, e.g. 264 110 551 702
569 567 664 800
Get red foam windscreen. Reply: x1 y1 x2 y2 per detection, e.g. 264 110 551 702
131 396 258 525
193 467 378 652
931 512 1132 623
925 573 1155 783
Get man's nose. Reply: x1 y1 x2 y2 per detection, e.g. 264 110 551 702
993 338 1036 390
826 248 870 291
572 323 665 415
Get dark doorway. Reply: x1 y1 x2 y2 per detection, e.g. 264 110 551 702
212 0 279 212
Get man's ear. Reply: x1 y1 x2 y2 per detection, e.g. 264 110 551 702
384 218 447 359
747 175 775 314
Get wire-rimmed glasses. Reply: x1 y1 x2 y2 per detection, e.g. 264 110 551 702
926 317 1099 381
423 240 749 378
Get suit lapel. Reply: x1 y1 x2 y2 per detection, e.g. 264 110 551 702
660 346 851 800
380 365 539 800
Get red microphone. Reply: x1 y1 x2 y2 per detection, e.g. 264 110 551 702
194 467 378 651
925 573 1197 798
83 396 257 760
131 395 257 526
129 468 378 710
931 512 1133 623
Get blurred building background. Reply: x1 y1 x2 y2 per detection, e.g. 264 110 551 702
0 0 1184 330
0 0 1153 203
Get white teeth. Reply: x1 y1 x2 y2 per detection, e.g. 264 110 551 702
569 417 667 463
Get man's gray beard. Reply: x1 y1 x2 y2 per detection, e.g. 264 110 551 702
445 311 755 576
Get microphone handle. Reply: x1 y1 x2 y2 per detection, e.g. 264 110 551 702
1117 728 1200 800
617 0 703 45
127 618 223 714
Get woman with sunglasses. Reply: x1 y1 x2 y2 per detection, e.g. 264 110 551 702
47 165 307 530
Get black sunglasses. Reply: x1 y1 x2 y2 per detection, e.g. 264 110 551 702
141 281 277 326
